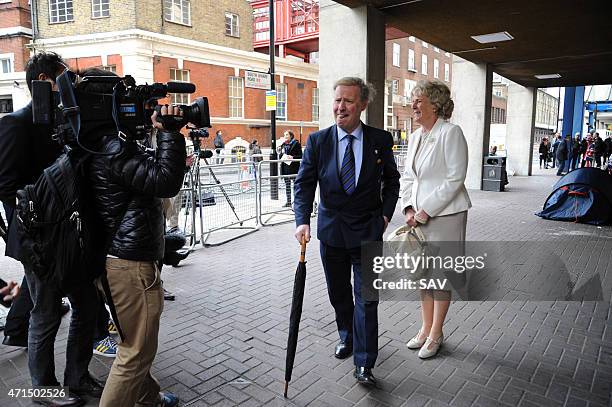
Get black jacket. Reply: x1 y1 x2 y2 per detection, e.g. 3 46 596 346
556 139 568 160
280 139 303 175
87 130 186 261
0 103 62 260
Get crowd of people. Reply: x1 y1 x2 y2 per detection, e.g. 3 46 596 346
539 131 612 175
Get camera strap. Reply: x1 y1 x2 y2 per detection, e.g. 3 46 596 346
56 70 81 140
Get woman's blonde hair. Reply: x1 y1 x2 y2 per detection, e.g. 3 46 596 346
412 80 454 120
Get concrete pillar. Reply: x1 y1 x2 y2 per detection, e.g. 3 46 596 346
450 56 492 190
319 0 385 129
506 82 536 176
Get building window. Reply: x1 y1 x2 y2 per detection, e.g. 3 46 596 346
392 43 401 67
408 49 415 71
312 88 319 122
444 63 450 81
422 41 428 48
0 55 13 74
169 68 190 105
433 46 440 53
421 54 428 75
101 65 116 73
49 0 74 23
225 12 239 37
276 83 287 120
164 0 191 26
391 79 399 95
408 36 415 42
91 0 109 18
228 76 243 118
433 59 439 79
0 97 13 114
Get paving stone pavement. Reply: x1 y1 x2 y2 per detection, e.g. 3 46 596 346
1 168 611 407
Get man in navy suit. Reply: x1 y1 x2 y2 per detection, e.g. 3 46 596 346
294 77 400 386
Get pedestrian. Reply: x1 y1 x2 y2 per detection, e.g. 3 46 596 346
279 130 302 207
604 134 612 165
551 133 561 168
556 135 570 175
539 137 549 169
250 139 263 163
570 133 581 171
81 67 184 407
0 52 104 406
293 77 400 386
213 130 225 164
593 132 605 168
401 80 472 358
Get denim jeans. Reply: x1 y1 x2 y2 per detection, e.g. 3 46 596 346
24 267 98 388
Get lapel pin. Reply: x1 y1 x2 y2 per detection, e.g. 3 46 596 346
374 149 378 155
377 158 382 164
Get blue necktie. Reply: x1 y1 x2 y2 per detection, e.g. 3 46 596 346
340 135 355 195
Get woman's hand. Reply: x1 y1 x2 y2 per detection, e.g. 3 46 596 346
405 207 417 227
415 209 430 224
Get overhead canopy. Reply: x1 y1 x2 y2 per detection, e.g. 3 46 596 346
333 0 612 88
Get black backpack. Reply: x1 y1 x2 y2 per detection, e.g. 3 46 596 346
14 150 104 294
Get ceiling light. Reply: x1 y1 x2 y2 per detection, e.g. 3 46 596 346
534 73 562 79
471 31 514 44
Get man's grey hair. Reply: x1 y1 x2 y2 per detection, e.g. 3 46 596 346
411 79 454 120
333 77 376 103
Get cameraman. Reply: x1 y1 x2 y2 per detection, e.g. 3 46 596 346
80 68 185 407
0 52 103 406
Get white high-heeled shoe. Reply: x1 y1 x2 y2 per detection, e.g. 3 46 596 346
418 334 444 359
406 330 427 349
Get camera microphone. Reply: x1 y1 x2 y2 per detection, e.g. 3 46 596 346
166 82 196 94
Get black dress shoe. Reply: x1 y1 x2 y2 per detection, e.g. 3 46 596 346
353 367 377 386
163 288 176 301
34 392 85 407
71 374 104 398
334 341 352 359
2 334 27 347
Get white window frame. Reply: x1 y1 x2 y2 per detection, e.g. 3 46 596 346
433 59 439 79
91 0 110 18
49 0 74 23
421 54 428 75
392 43 401 67
444 63 450 82
391 79 399 95
422 41 428 48
312 88 319 122
404 79 416 99
408 49 416 71
0 53 15 74
100 65 116 73
228 76 244 118
433 46 440 53
169 68 190 105
408 36 415 42
276 83 287 120
225 12 239 37
164 0 191 26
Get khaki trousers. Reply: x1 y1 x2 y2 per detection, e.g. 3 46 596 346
97 258 163 407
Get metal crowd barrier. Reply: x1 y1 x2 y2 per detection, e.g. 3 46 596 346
256 159 318 227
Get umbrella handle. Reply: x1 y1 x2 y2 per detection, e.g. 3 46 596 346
300 238 307 262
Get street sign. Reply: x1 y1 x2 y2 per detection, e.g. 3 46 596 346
245 71 271 89
266 90 277 111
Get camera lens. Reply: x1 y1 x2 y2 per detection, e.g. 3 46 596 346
183 97 211 128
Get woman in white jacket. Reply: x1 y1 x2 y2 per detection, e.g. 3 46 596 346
401 80 471 359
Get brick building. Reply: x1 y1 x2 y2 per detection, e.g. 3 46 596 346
3 0 320 145
384 33 453 142
0 0 33 117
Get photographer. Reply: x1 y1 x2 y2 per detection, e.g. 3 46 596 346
0 52 103 406
80 68 186 407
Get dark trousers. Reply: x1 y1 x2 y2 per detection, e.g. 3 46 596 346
4 276 32 339
93 290 111 342
320 243 378 368
24 268 97 387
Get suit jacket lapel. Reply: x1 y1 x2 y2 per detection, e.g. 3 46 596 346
356 123 373 191
415 118 443 175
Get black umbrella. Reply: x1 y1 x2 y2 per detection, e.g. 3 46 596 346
284 238 307 398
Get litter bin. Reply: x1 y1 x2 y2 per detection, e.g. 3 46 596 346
482 155 508 191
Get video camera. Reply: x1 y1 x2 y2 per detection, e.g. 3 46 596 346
187 126 213 159
31 70 211 145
